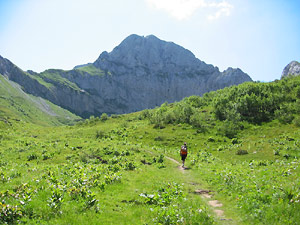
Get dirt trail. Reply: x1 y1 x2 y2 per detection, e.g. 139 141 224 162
165 155 232 222
165 156 186 172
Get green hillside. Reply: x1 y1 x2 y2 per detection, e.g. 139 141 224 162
75 64 106 76
1 76 300 224
34 65 105 90
0 74 80 126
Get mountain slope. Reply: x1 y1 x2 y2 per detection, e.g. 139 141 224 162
0 72 80 125
0 35 252 118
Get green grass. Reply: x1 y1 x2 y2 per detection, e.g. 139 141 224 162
0 119 216 224
1 110 299 224
75 64 105 76
26 72 54 89
1 76 300 224
38 69 81 91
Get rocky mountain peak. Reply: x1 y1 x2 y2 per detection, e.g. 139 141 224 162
94 34 216 75
281 61 300 79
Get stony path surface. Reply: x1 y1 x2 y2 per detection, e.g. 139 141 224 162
165 155 232 222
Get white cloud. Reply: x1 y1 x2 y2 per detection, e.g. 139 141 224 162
207 1 233 20
146 0 233 21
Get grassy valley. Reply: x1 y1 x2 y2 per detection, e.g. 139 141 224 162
1 76 300 224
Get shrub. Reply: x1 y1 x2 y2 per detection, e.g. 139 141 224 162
295 86 300 98
173 102 194 124
275 104 295 124
125 162 136 170
47 188 64 211
190 113 205 129
207 137 215 142
121 122 128 128
185 95 206 108
27 154 38 161
43 154 51 160
100 113 108 121
293 116 300 127
231 138 239 144
0 203 23 224
95 130 106 139
158 154 164 163
113 151 120 156
274 149 280 156
218 121 240 139
153 123 165 129
236 149 248 155
154 136 164 141
213 82 284 123
110 114 119 118
217 146 223 151
139 182 183 206
140 109 150 119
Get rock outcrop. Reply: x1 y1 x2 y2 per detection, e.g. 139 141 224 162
281 61 300 79
1 34 253 118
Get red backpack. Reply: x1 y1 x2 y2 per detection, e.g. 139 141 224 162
180 145 187 155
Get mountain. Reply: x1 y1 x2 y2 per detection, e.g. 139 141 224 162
0 34 252 118
281 61 300 79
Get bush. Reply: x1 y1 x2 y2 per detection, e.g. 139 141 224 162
27 154 38 161
0 203 23 224
236 149 248 155
231 138 239 144
218 121 240 139
207 137 215 142
95 130 106 139
274 149 280 156
190 113 206 130
158 154 164 163
100 113 108 121
125 162 136 170
275 104 295 124
213 82 284 123
154 136 164 141
43 154 51 160
185 95 206 108
140 109 150 119
153 123 165 129
295 86 300 98
293 116 300 127
110 114 119 118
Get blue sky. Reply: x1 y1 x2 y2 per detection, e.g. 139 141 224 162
0 0 299 81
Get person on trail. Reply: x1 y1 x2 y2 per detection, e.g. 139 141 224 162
180 142 188 167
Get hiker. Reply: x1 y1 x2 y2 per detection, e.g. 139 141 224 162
180 142 188 167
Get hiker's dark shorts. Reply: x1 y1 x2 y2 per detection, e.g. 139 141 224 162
181 154 187 161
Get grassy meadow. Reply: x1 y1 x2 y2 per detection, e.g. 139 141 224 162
1 76 300 224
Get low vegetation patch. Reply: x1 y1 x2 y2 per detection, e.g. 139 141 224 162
1 76 300 224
